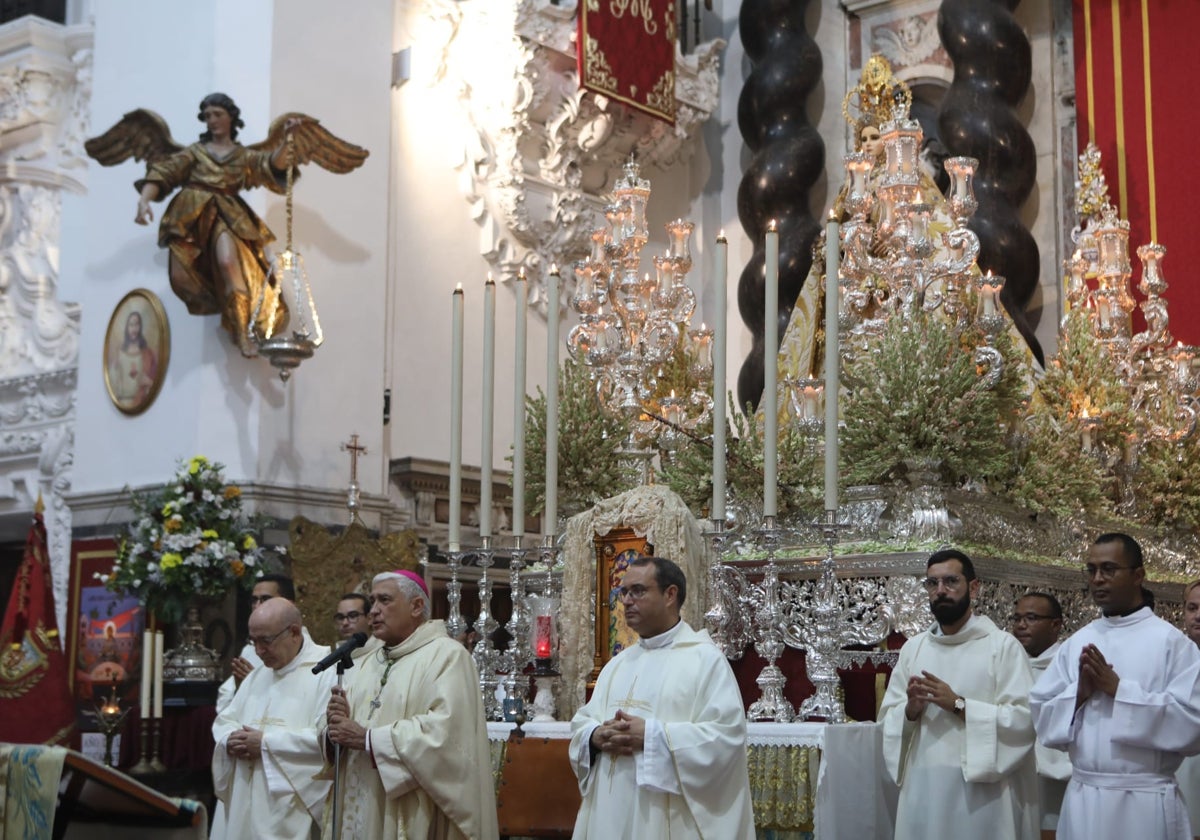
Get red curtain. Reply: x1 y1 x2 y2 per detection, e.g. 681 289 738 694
0 511 76 745
1074 0 1200 344
578 1 677 124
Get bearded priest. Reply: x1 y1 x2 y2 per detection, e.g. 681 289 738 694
321 569 498 839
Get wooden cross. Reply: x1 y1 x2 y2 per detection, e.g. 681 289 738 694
341 433 367 483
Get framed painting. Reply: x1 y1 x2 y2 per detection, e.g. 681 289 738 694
103 288 169 416
66 538 145 729
589 528 652 684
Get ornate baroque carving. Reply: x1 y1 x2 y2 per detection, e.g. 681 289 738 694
421 0 723 317
0 16 93 639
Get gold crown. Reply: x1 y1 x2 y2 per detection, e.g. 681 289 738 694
842 55 913 136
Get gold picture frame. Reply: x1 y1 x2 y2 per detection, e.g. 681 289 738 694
590 528 652 685
103 289 169 416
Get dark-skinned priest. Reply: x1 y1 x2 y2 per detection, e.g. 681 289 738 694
879 548 1039 840
1031 533 1200 840
321 569 498 839
569 555 755 839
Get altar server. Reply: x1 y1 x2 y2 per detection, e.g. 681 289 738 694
880 548 1038 840
570 555 755 840
212 598 334 840
1032 533 1200 840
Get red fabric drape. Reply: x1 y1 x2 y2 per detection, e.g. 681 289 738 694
578 1 676 124
0 511 76 745
1073 0 1200 344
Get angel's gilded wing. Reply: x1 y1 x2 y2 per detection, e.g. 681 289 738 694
248 112 369 174
84 109 183 167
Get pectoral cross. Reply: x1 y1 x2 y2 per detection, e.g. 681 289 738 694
368 697 382 719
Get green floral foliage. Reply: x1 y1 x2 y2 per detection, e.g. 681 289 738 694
518 357 634 518
101 456 274 624
839 311 1026 486
659 393 822 518
1137 435 1200 530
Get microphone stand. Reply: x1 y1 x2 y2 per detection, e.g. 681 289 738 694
332 650 356 840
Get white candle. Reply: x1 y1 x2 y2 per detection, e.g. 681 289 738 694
712 232 728 524
152 630 164 719
825 215 840 512
140 630 152 717
480 275 496 538
544 265 561 535
449 285 464 552
512 270 528 539
763 221 779 519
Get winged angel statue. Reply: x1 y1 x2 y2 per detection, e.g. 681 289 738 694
85 93 368 356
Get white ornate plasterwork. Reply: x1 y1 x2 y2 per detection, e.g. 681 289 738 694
0 15 93 638
845 0 951 85
415 0 723 317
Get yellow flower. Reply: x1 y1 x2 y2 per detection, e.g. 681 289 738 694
223 485 241 500
163 518 182 533
188 455 207 475
242 535 257 550
231 559 246 578
160 553 183 570
161 503 174 517
202 529 219 539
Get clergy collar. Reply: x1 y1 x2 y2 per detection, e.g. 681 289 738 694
1101 604 1152 625
638 618 684 650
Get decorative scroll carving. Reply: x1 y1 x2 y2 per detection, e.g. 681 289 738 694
419 0 723 317
0 16 93 638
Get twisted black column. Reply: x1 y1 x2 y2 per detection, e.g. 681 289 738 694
736 0 824 410
937 0 1044 365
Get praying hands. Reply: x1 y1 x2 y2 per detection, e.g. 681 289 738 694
1077 643 1120 705
325 686 367 751
225 725 263 760
590 709 647 755
905 671 963 720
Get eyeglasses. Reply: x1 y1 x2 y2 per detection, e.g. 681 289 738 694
334 611 364 623
616 584 658 601
1081 563 1132 581
921 575 965 592
248 628 289 649
1008 613 1056 625
249 594 275 605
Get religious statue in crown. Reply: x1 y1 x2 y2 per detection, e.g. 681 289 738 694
85 93 368 356
771 56 1032 427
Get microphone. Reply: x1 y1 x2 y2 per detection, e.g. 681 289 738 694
312 632 369 674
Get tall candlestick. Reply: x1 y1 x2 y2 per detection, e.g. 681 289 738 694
824 216 840 512
763 221 779 519
449 285 464 551
544 266 561 535
152 630 164 719
512 270 528 539
480 275 496 538
712 232 728 523
140 631 152 717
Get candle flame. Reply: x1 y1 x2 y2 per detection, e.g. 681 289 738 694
766 219 778 233
517 267 526 280
550 263 560 274
1081 407 1090 419
454 282 463 293
700 322 706 330
718 229 726 241
486 271 494 284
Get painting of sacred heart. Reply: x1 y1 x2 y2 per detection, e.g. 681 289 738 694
589 528 652 684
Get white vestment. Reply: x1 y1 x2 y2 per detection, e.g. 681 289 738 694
212 635 335 840
321 619 498 840
880 614 1038 840
216 626 316 713
569 620 755 840
1179 754 1200 839
1031 607 1200 840
1029 640 1071 829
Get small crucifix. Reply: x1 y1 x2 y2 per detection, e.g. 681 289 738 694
341 433 367 483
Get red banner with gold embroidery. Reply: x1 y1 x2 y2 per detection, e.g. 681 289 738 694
578 0 677 124
1074 0 1200 343
0 511 76 745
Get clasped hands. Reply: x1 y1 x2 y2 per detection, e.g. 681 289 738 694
590 709 646 756
1077 644 1120 706
905 671 961 720
325 687 367 751
225 726 263 760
